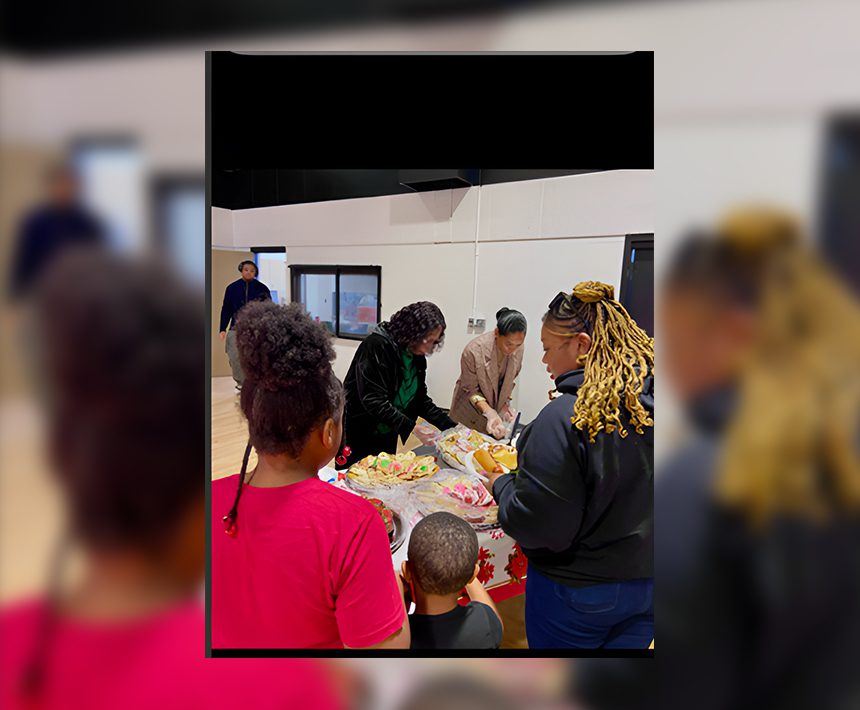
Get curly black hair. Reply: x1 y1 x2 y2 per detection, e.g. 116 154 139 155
387 301 447 353
34 248 204 551
235 301 344 457
25 246 205 700
407 512 478 595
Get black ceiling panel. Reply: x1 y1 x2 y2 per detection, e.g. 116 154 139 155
212 168 607 209
209 53 653 174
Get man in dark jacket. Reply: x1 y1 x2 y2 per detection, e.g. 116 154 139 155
341 302 456 468
8 162 105 303
6 163 106 404
218 260 271 388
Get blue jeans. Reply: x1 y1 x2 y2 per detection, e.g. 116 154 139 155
525 566 653 649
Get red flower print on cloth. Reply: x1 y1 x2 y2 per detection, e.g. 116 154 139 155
504 543 528 584
477 562 495 585
476 546 495 585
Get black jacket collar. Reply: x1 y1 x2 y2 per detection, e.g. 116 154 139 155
554 369 586 394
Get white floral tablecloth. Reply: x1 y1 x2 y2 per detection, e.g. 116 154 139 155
318 465 527 600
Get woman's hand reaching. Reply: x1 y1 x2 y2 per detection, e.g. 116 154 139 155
483 408 507 439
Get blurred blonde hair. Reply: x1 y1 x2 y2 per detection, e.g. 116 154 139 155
714 207 860 526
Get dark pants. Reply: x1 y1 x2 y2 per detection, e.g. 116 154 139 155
525 566 654 649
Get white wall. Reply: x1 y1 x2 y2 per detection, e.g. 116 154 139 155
211 207 235 248
255 252 288 304
230 170 652 248
4 0 855 450
474 236 625 419
221 170 652 422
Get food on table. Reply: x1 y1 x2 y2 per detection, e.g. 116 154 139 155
364 497 396 539
413 474 499 529
474 448 502 474
437 428 496 467
488 444 517 471
347 450 439 487
440 426 518 473
473 444 518 475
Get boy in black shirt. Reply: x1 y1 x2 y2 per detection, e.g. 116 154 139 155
401 512 504 649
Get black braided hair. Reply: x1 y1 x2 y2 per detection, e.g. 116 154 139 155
542 291 594 336
20 536 70 699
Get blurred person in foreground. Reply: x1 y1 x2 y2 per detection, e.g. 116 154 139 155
0 249 345 709
648 207 860 709
397 674 524 710
3 162 106 402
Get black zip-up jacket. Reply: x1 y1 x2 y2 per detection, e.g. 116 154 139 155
492 368 654 586
218 278 271 332
343 323 456 450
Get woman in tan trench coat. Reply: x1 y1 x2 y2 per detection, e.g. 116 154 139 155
450 308 527 438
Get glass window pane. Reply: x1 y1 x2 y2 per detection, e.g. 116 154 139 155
73 141 145 255
338 273 379 336
298 273 336 333
256 252 287 304
163 186 205 284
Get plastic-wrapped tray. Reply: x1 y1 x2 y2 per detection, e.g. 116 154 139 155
435 425 496 472
328 483 410 554
436 425 518 476
345 450 439 491
388 510 407 554
409 468 500 531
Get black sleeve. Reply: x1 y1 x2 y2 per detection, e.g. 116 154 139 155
353 344 416 439
471 602 504 649
414 368 457 432
259 283 272 302
492 401 585 551
7 216 36 301
485 603 504 649
219 285 232 333
85 212 107 244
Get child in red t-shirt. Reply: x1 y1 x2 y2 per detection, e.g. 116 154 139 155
0 251 347 710
212 301 409 649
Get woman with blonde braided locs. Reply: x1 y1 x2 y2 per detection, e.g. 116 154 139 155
548 281 654 441
482 281 654 649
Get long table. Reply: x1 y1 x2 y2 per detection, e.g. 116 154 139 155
320 438 528 603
